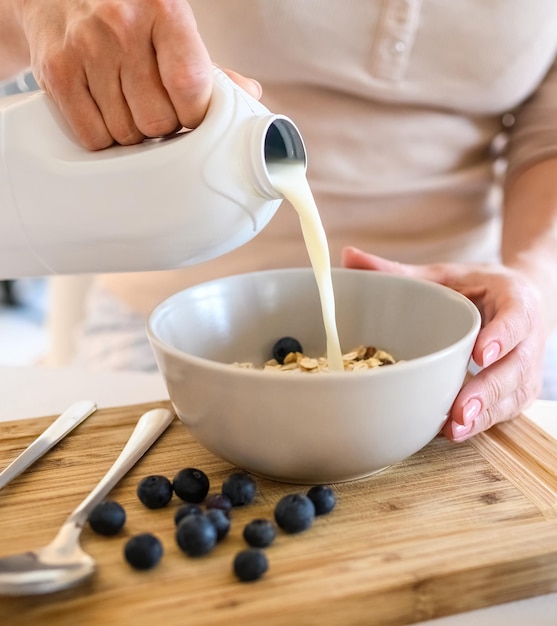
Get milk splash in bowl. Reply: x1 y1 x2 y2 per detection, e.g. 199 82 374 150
267 160 344 372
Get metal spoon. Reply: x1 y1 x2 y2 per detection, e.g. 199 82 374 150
0 407 174 595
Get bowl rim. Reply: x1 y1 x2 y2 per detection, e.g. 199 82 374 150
146 267 481 379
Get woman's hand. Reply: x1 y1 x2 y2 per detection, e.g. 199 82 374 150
19 0 260 150
342 246 547 442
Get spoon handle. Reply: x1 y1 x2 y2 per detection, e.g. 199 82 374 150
68 408 174 527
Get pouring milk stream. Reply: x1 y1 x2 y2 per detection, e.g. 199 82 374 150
267 161 344 371
0 67 344 370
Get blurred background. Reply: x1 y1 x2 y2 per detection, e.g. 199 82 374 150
0 278 49 366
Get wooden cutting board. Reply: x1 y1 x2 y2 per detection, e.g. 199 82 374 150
1 401 557 626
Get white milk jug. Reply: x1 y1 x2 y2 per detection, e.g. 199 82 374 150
0 67 306 279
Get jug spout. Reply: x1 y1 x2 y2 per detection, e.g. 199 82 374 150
249 115 307 199
265 117 306 164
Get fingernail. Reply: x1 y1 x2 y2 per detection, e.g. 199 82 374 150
463 398 482 426
452 421 474 439
482 342 501 367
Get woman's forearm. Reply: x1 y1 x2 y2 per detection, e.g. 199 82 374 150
0 0 30 80
502 156 557 329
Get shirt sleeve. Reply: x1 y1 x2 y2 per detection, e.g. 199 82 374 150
505 56 557 181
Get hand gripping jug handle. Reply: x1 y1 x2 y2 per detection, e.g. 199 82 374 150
0 67 306 279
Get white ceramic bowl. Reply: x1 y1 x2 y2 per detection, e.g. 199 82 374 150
147 268 481 484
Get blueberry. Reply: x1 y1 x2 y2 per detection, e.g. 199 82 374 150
274 494 315 533
172 467 210 503
272 336 303 364
88 500 126 536
306 485 337 515
204 493 233 517
137 475 173 509
124 533 163 570
176 514 217 556
233 549 269 582
243 519 276 548
222 472 256 507
174 503 204 527
205 508 231 542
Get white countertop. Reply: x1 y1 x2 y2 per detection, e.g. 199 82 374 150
0 365 169 420
0 364 556 625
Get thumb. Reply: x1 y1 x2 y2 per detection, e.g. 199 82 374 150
342 246 454 285
342 246 407 274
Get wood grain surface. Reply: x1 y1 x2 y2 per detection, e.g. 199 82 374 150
0 401 557 626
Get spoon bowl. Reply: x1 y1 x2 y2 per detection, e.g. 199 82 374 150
0 551 94 595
